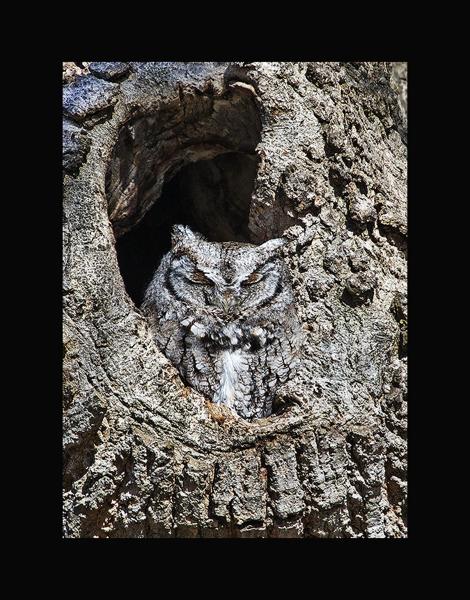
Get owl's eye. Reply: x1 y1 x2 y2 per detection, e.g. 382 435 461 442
189 270 213 285
241 272 264 286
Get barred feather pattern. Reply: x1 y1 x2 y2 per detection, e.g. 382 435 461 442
141 225 301 420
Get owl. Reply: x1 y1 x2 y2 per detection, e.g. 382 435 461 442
141 225 301 420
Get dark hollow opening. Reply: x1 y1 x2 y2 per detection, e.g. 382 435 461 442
104 91 303 421
115 151 260 305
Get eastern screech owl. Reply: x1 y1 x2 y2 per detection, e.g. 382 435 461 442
141 225 301 420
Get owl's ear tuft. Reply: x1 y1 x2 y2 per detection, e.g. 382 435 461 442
171 224 205 247
258 237 287 255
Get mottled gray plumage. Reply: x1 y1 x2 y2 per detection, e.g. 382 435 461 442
141 225 301 419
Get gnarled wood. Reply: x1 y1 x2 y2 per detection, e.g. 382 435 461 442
63 62 407 538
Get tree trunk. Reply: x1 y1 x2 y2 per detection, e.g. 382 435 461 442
63 61 407 538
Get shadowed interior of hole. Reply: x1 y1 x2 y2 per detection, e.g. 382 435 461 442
115 151 260 306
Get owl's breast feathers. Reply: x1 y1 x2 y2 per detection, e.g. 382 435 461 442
188 320 275 354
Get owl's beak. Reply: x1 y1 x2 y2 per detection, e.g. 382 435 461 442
219 290 238 313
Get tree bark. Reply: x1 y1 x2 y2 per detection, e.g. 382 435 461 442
63 61 407 538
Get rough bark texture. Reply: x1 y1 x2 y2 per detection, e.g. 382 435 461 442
63 62 407 538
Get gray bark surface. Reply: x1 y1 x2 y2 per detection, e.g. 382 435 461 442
63 61 407 538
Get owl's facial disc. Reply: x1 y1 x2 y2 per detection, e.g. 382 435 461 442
168 237 285 317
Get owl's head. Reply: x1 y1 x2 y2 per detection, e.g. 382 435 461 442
166 225 288 317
